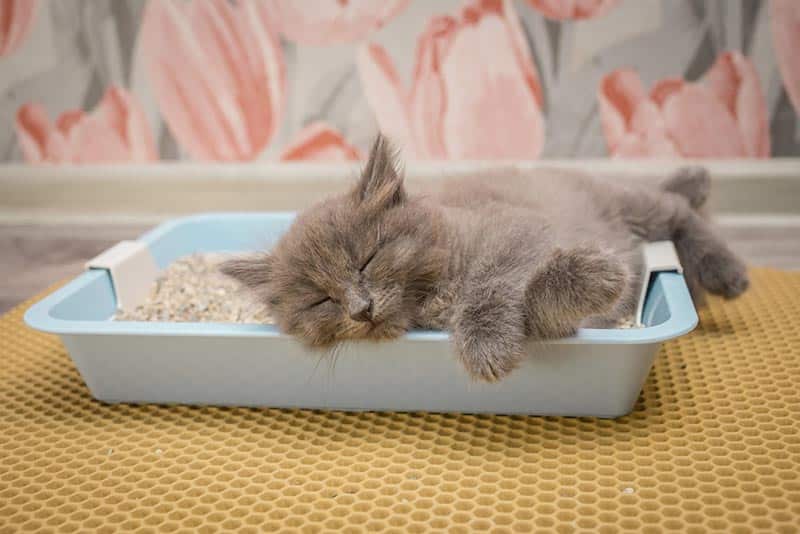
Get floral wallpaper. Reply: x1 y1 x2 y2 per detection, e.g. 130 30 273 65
0 0 798 164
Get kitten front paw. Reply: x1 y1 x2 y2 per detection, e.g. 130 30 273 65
697 249 749 299
456 335 522 383
452 287 526 382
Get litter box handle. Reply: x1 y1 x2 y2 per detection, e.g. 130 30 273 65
86 241 160 311
636 241 683 327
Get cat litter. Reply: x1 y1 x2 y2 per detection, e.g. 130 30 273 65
115 254 272 324
24 213 696 417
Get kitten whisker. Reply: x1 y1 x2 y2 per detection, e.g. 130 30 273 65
327 342 347 382
307 349 329 384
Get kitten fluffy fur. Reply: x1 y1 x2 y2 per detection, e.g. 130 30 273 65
222 135 748 382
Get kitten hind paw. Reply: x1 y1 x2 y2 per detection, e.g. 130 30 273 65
697 249 749 299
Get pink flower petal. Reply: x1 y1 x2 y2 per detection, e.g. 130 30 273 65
598 69 649 153
191 0 260 156
613 133 679 159
440 7 544 158
252 2 286 152
599 71 678 158
68 115 135 164
141 0 236 160
280 122 362 161
94 87 157 162
600 51 771 159
357 43 412 153
662 85 747 158
628 99 668 137
705 51 770 158
141 0 285 161
56 110 86 137
613 105 679 159
194 0 285 157
771 0 800 116
466 1 543 106
573 0 621 19
266 0 409 45
15 104 60 163
499 0 544 107
15 87 156 164
361 1 546 160
408 16 457 159
526 0 620 20
0 0 38 56
650 78 684 107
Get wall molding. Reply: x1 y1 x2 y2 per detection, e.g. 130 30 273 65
1 160 798 222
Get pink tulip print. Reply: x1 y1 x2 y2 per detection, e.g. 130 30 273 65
265 0 410 45
0 0 37 57
598 52 770 159
141 0 285 161
280 122 362 161
15 86 157 164
358 0 545 160
3 1 800 164
770 0 800 116
526 0 620 20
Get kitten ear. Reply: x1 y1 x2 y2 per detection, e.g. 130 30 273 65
354 134 406 209
219 253 273 289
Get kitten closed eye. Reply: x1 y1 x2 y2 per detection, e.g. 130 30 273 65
307 296 333 309
360 249 379 272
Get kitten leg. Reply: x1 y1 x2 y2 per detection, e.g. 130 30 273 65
451 280 529 382
662 166 712 300
452 247 626 382
524 246 628 339
621 189 748 299
671 209 749 298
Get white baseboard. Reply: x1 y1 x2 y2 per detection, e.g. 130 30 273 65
1 159 798 222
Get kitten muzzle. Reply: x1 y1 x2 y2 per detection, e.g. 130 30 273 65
345 288 374 323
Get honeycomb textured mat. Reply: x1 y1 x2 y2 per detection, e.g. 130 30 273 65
2 268 800 533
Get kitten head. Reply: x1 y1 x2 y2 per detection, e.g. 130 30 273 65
221 135 446 348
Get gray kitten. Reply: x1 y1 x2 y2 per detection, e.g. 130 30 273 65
222 136 748 382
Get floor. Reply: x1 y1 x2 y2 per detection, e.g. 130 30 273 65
3 266 799 531
2 221 799 314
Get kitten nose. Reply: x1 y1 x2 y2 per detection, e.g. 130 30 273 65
348 295 373 323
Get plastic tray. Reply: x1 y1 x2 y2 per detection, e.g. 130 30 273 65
25 213 698 418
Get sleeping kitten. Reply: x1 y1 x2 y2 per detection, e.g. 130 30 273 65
221 135 748 382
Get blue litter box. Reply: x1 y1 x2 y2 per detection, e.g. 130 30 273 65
25 213 698 418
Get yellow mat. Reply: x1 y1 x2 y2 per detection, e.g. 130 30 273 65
1 268 799 533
